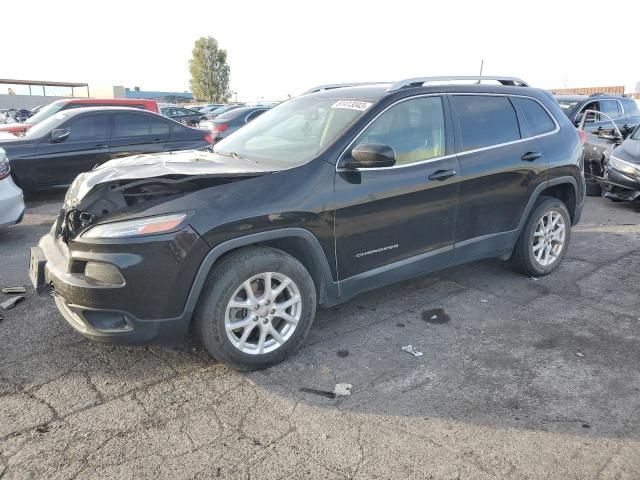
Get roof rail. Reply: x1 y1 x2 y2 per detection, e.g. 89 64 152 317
301 82 388 95
388 76 530 92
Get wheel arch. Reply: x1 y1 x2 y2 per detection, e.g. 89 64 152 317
517 177 580 236
183 228 339 321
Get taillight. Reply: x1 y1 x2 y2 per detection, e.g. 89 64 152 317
578 130 587 145
212 123 229 133
204 133 214 144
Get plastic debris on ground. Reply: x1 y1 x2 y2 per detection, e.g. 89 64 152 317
401 345 423 357
1 286 26 294
333 383 352 396
576 352 584 358
0 296 25 310
300 383 354 399
480 299 488 303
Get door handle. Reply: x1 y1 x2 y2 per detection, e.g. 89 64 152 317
95 144 107 149
521 151 542 162
428 169 456 181
152 138 163 143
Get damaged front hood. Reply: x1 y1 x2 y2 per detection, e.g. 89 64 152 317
68 149 278 203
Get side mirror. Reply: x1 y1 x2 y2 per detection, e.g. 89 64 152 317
50 128 70 143
343 143 396 169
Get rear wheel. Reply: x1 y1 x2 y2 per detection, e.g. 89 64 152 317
510 196 571 276
194 247 317 370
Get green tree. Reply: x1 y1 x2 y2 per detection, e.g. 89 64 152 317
189 37 230 102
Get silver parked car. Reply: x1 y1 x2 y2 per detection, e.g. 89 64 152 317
0 147 25 227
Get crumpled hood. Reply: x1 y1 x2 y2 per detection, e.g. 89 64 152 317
614 139 640 164
69 149 279 202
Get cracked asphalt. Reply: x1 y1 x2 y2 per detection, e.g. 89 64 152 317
1 193 639 479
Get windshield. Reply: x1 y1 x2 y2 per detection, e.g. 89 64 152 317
24 111 73 138
556 100 581 117
24 102 65 125
213 96 373 164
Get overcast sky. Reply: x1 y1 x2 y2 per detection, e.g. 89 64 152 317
4 0 639 101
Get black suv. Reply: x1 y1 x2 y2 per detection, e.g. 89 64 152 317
30 76 585 370
556 93 640 136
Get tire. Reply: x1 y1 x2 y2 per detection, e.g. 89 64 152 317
510 196 571 277
585 181 602 197
194 246 317 370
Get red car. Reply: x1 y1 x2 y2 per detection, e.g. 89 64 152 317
0 98 159 135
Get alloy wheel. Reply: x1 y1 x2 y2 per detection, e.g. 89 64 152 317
224 272 302 355
532 210 566 267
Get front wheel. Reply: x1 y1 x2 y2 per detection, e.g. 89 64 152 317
194 247 317 370
510 196 571 276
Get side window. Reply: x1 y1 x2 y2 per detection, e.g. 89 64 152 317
580 101 600 123
512 98 555 136
149 117 170 135
64 114 108 141
599 100 622 119
622 99 639 115
452 95 520 151
355 97 445 166
113 113 151 137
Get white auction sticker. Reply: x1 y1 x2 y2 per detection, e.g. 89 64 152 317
331 100 372 111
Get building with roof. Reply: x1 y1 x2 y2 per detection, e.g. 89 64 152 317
0 78 90 109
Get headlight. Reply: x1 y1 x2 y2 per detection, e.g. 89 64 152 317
82 213 187 239
608 154 640 178
0 148 10 180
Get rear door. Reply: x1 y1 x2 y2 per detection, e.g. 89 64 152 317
109 112 170 159
34 113 110 186
450 94 552 261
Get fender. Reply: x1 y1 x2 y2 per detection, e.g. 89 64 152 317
182 228 340 318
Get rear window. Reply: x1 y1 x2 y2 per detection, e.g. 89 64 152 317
512 97 556 136
452 95 520 151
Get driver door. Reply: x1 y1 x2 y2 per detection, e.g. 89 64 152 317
334 96 460 294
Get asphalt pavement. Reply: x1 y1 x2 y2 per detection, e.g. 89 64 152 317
0 193 639 479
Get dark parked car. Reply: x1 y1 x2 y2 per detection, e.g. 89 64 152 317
0 98 159 135
160 107 204 126
208 106 270 143
601 126 640 202
556 94 640 137
580 113 640 203
2 107 212 189
30 76 584 370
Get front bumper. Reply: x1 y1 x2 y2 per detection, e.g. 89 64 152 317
601 169 640 203
0 175 25 227
34 224 210 345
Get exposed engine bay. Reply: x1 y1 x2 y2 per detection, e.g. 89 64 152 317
56 174 258 241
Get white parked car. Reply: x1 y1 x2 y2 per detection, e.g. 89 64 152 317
0 147 25 227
